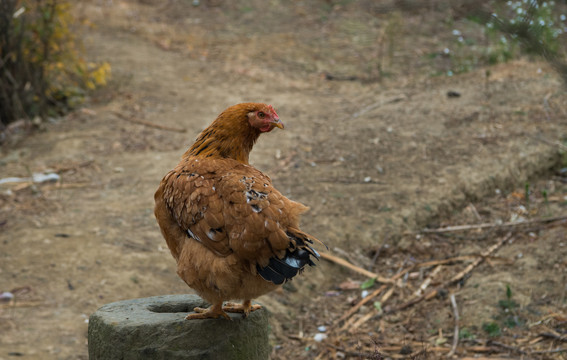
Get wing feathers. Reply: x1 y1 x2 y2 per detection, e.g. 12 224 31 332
159 157 323 282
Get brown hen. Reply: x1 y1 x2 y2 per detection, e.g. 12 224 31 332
154 103 322 320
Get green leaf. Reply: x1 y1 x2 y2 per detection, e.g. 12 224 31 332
459 328 475 340
498 299 518 310
435 337 447 345
373 301 382 312
482 322 501 337
360 277 376 290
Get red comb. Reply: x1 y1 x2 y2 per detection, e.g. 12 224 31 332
267 105 278 118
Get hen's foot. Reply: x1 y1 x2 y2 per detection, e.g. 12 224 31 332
185 304 230 320
223 300 262 317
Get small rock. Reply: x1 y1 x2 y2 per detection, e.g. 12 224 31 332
0 292 14 302
447 90 461 98
32 116 42 125
32 172 60 183
313 333 327 342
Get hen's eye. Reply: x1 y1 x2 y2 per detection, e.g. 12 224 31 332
258 112 265 118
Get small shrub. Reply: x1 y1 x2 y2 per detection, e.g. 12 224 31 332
448 1 567 83
482 321 502 337
498 284 519 310
0 0 110 128
458 327 475 340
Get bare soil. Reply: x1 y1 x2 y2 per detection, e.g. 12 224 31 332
1 1 566 359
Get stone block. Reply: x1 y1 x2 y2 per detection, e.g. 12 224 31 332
88 294 270 360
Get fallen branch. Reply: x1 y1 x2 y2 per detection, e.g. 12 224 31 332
445 233 512 286
322 344 383 359
488 340 528 355
335 284 388 325
111 111 186 133
415 256 480 268
461 345 497 353
334 266 413 329
347 310 378 333
539 332 567 342
414 265 443 297
0 300 43 309
532 134 567 152
53 160 95 174
320 252 393 284
392 233 513 313
322 344 444 359
419 215 567 234
530 347 567 355
352 94 407 118
342 285 400 333
447 294 459 357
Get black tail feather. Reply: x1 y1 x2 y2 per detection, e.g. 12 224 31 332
257 231 322 285
258 264 286 285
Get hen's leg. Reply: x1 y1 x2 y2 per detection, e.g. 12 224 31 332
185 301 230 320
223 299 262 317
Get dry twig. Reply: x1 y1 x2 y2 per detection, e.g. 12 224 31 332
447 294 459 357
488 340 528 355
0 300 43 309
415 256 478 268
53 160 95 173
341 285 397 333
414 265 442 297
530 347 567 354
336 285 388 325
445 233 512 286
111 111 186 133
322 344 380 359
320 252 393 284
461 356 509 360
392 233 513 313
334 266 413 329
419 215 567 234
352 94 407 118
539 332 567 342
532 134 567 152
334 239 511 334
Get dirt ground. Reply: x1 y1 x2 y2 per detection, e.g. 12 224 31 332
1 1 566 359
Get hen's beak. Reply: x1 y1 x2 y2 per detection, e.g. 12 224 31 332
272 118 284 129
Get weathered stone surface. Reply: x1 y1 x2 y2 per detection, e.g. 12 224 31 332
88 294 270 360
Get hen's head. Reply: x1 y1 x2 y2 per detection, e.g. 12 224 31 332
245 103 284 133
186 103 285 164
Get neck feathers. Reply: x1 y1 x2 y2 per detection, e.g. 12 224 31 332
184 105 261 164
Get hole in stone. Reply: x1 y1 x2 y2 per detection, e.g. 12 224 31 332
148 303 196 313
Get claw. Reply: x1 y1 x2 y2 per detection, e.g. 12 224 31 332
185 303 230 320
223 300 262 318
184 300 262 320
